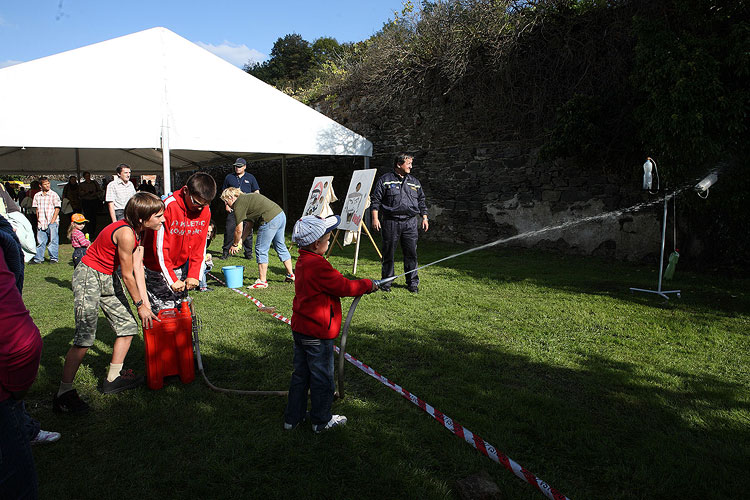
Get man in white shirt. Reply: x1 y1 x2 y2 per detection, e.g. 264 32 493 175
105 164 136 222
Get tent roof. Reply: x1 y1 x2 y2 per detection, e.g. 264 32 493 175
0 27 372 175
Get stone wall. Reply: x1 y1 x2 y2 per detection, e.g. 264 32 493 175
192 96 664 262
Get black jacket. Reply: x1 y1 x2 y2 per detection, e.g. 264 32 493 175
370 171 427 219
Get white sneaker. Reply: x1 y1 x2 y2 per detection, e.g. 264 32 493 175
312 415 347 434
31 429 61 445
248 279 268 289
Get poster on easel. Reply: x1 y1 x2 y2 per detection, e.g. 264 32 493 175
338 169 376 232
301 176 334 217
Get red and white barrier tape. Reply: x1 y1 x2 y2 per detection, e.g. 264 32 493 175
209 272 292 324
207 272 570 500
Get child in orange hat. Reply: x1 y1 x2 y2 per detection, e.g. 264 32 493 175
68 213 90 267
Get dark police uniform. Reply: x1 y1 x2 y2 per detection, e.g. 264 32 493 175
221 172 260 258
370 171 428 291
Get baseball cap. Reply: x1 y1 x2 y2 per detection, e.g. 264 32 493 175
71 213 89 223
233 158 247 167
292 215 340 246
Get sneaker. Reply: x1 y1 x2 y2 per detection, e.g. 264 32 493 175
50 260 58 264
52 389 90 414
284 411 310 430
100 368 144 394
31 430 61 445
198 286 213 292
285 273 295 283
28 260 41 265
313 415 347 434
219 253 229 260
248 279 268 289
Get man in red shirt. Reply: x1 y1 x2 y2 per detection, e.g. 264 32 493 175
143 173 216 312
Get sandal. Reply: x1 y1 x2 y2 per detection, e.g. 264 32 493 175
248 279 268 289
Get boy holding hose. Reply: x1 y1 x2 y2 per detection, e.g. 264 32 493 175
284 215 377 433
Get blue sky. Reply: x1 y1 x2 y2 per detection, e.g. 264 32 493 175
0 0 404 68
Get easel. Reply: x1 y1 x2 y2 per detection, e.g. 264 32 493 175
326 221 382 275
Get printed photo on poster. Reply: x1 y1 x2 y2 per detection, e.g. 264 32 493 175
301 176 334 217
338 169 376 232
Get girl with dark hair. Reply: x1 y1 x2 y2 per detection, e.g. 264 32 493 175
52 193 165 414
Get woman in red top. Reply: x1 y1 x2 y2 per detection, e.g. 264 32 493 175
53 193 164 414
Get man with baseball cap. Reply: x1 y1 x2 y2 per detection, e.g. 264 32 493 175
220 158 259 260
284 215 377 433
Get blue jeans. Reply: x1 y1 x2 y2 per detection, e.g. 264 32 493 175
198 260 213 288
284 332 335 426
254 212 291 264
72 247 87 268
0 399 39 499
34 222 59 262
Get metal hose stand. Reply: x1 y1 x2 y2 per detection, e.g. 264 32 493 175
336 295 362 400
191 300 287 397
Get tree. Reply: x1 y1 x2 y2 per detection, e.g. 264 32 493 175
311 37 343 65
245 33 314 90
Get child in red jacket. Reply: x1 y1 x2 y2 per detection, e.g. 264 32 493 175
284 215 377 433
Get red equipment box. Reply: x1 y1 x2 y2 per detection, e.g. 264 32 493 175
143 302 195 390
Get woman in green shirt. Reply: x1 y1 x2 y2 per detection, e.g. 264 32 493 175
220 187 294 289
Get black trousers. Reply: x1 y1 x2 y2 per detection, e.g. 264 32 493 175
81 199 100 236
222 212 253 258
380 217 419 290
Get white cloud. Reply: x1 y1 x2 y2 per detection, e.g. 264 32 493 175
196 41 265 68
0 60 22 69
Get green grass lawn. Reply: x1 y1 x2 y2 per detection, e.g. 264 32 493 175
23 236 749 499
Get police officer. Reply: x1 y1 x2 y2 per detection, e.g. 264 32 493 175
371 153 429 293
220 158 260 259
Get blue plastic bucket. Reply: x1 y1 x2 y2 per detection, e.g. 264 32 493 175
221 265 244 288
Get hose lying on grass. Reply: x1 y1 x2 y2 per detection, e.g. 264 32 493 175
188 293 288 396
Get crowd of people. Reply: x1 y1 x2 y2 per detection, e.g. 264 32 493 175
0 153 430 496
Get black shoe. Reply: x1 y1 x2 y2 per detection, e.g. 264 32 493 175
219 253 229 260
53 389 90 414
408 287 419 294
100 369 144 394
379 287 391 293
28 260 41 265
50 260 59 264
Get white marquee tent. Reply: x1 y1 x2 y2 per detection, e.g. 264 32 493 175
0 27 372 194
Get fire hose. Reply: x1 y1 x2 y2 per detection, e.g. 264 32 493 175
182 288 288 396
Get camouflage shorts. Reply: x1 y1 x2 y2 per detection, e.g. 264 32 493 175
72 263 138 348
145 264 189 314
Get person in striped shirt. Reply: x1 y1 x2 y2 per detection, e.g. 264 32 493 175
67 213 90 267
30 177 61 264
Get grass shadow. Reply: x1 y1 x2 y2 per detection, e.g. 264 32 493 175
44 276 72 289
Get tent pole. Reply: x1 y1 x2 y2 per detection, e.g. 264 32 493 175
281 156 288 216
75 149 81 179
162 124 171 194
363 156 371 227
